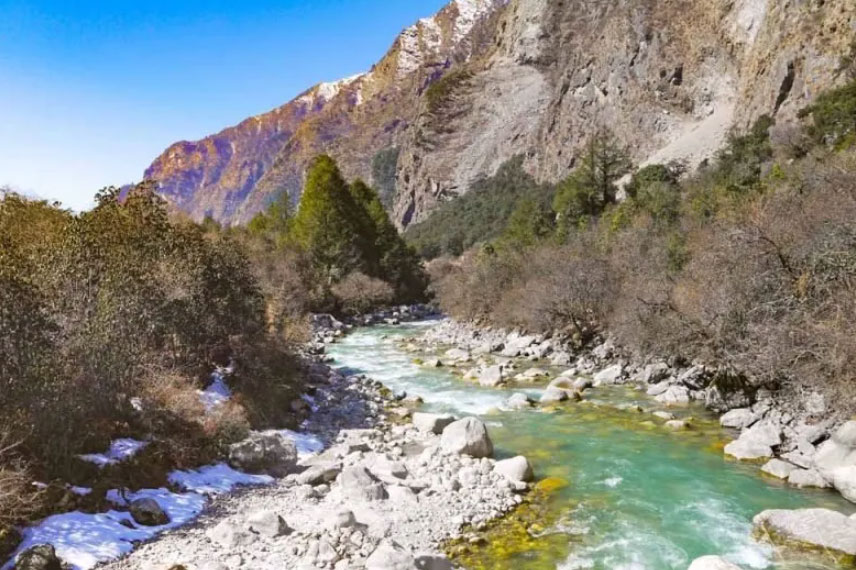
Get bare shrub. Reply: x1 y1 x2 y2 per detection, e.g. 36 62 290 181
0 435 42 528
332 272 395 316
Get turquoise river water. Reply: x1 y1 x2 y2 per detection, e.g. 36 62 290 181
327 320 855 570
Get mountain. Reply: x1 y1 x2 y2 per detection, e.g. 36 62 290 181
144 0 856 227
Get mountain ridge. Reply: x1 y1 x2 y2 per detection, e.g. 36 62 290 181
143 0 855 227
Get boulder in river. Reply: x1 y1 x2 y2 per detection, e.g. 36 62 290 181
753 508 856 560
787 468 830 489
505 393 534 410
833 465 856 503
129 497 170 526
761 459 795 480
540 386 570 404
814 421 856 483
494 456 534 482
478 365 505 388
440 418 493 458
656 385 690 405
228 431 297 476
724 421 781 461
412 412 456 434
687 555 741 569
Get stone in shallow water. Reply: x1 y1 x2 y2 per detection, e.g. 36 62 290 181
754 508 856 558
494 456 534 482
788 468 830 489
761 459 796 480
833 465 856 503
814 420 856 482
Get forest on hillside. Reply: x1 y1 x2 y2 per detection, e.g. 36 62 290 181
422 78 856 415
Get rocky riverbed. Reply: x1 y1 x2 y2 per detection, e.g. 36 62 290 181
83 330 530 570
405 319 856 567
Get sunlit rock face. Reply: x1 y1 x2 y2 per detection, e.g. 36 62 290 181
144 0 855 227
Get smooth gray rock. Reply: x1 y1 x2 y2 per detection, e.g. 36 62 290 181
13 545 61 570
687 555 741 570
197 561 228 570
677 365 708 389
415 554 454 570
719 408 758 429
228 431 297 477
129 497 169 526
653 411 676 421
725 421 782 461
540 386 569 404
440 418 493 458
296 462 342 486
365 541 416 570
505 393 534 410
641 362 671 384
656 385 690 405
665 420 690 431
814 421 856 482
754 508 856 556
494 456 534 482
788 468 831 489
338 466 387 501
207 521 257 548
478 365 505 387
761 459 795 480
412 413 456 435
246 509 290 538
593 364 624 385
833 465 856 503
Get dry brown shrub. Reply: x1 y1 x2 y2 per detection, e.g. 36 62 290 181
332 272 395 316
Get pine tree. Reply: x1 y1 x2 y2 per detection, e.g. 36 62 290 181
498 197 553 251
248 190 293 247
553 129 631 239
290 155 366 284
348 179 427 301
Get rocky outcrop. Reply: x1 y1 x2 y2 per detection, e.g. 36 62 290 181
144 0 856 228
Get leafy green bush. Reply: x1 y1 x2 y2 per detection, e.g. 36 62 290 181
798 79 856 149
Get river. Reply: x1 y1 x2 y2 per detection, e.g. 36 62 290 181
327 320 855 570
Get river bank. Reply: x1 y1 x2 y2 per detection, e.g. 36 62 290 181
389 318 856 568
7 309 527 570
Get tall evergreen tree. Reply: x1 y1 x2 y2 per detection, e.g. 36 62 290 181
348 179 427 301
553 129 631 239
291 155 366 284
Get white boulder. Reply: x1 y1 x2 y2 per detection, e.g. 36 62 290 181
412 412 456 435
440 418 494 458
754 508 856 557
494 456 534 482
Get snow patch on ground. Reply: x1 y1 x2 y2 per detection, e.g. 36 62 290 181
168 463 273 495
198 373 232 411
6 489 204 570
78 439 148 467
274 429 325 457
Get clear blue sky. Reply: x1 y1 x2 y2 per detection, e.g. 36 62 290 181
0 0 447 211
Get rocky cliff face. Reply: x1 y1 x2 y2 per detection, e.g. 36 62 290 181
144 0 855 227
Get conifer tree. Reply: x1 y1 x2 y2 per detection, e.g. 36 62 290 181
290 155 366 284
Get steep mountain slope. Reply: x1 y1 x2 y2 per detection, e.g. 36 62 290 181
146 0 503 224
145 0 855 227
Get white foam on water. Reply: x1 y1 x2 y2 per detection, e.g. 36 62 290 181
602 476 624 488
